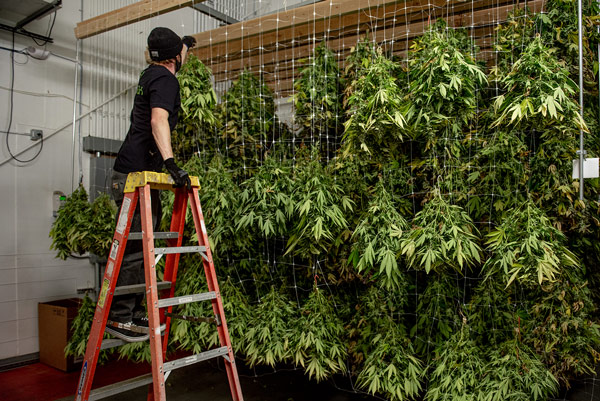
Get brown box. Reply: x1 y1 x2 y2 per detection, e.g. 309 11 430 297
38 298 83 371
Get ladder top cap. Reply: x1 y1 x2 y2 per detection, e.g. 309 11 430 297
124 171 200 193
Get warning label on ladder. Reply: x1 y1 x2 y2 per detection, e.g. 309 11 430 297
116 197 131 234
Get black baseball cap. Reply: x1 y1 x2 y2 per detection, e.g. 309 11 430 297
147 27 183 61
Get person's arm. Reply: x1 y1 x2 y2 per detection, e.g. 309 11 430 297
150 107 173 161
151 106 191 188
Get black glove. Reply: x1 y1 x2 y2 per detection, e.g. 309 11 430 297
164 158 191 189
182 36 196 49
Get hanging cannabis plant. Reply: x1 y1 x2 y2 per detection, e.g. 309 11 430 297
467 129 529 220
425 327 486 401
525 270 600 386
405 22 486 148
492 36 584 131
159 155 243 259
349 181 409 289
88 194 117 256
244 286 297 367
343 49 406 157
236 157 294 239
400 191 481 273
170 261 252 355
343 33 377 94
294 42 343 155
172 53 218 160
411 274 462 355
467 278 518 346
476 340 559 401
50 187 116 260
216 70 276 176
286 150 354 261
483 200 578 287
290 287 347 381
169 256 216 354
351 288 423 401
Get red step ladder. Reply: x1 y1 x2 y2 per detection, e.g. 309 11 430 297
75 171 244 401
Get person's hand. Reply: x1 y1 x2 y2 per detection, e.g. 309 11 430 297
164 158 191 189
182 36 196 49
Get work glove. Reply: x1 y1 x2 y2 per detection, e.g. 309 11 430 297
164 158 191 190
182 35 197 49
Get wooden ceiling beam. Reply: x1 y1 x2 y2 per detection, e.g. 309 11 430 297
191 0 518 63
192 0 415 48
75 0 202 39
208 0 542 83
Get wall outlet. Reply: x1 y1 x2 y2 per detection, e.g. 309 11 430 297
30 129 43 141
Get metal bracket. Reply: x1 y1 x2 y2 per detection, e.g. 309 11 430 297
192 3 238 25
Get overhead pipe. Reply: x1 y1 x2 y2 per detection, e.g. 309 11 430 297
577 0 586 200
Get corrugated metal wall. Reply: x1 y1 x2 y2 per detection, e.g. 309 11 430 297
78 0 249 144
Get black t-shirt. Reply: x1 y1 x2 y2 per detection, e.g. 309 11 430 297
114 64 180 173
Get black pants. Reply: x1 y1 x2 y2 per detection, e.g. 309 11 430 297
109 170 162 323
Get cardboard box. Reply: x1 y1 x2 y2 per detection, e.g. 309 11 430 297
38 298 83 371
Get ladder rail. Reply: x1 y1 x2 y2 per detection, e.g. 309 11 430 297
139 185 167 400
188 188 244 401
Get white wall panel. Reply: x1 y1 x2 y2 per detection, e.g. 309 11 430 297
0 284 17 303
0 301 17 323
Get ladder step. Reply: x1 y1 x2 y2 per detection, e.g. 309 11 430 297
163 346 229 372
88 373 153 400
100 338 126 350
165 312 220 325
155 245 207 258
113 280 172 296
158 292 217 308
128 231 179 240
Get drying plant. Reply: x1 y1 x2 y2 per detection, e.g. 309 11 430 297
406 23 486 141
352 288 423 401
525 270 600 386
87 194 117 257
172 54 217 160
65 295 111 363
425 327 486 401
290 287 347 381
50 187 116 259
217 71 276 175
294 42 344 154
349 180 409 289
476 340 559 401
244 287 297 367
286 151 354 260
492 36 585 131
401 192 481 274
236 157 294 239
483 200 578 287
343 49 407 157
411 275 462 355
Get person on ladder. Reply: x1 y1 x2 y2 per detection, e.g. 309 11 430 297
107 27 196 341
